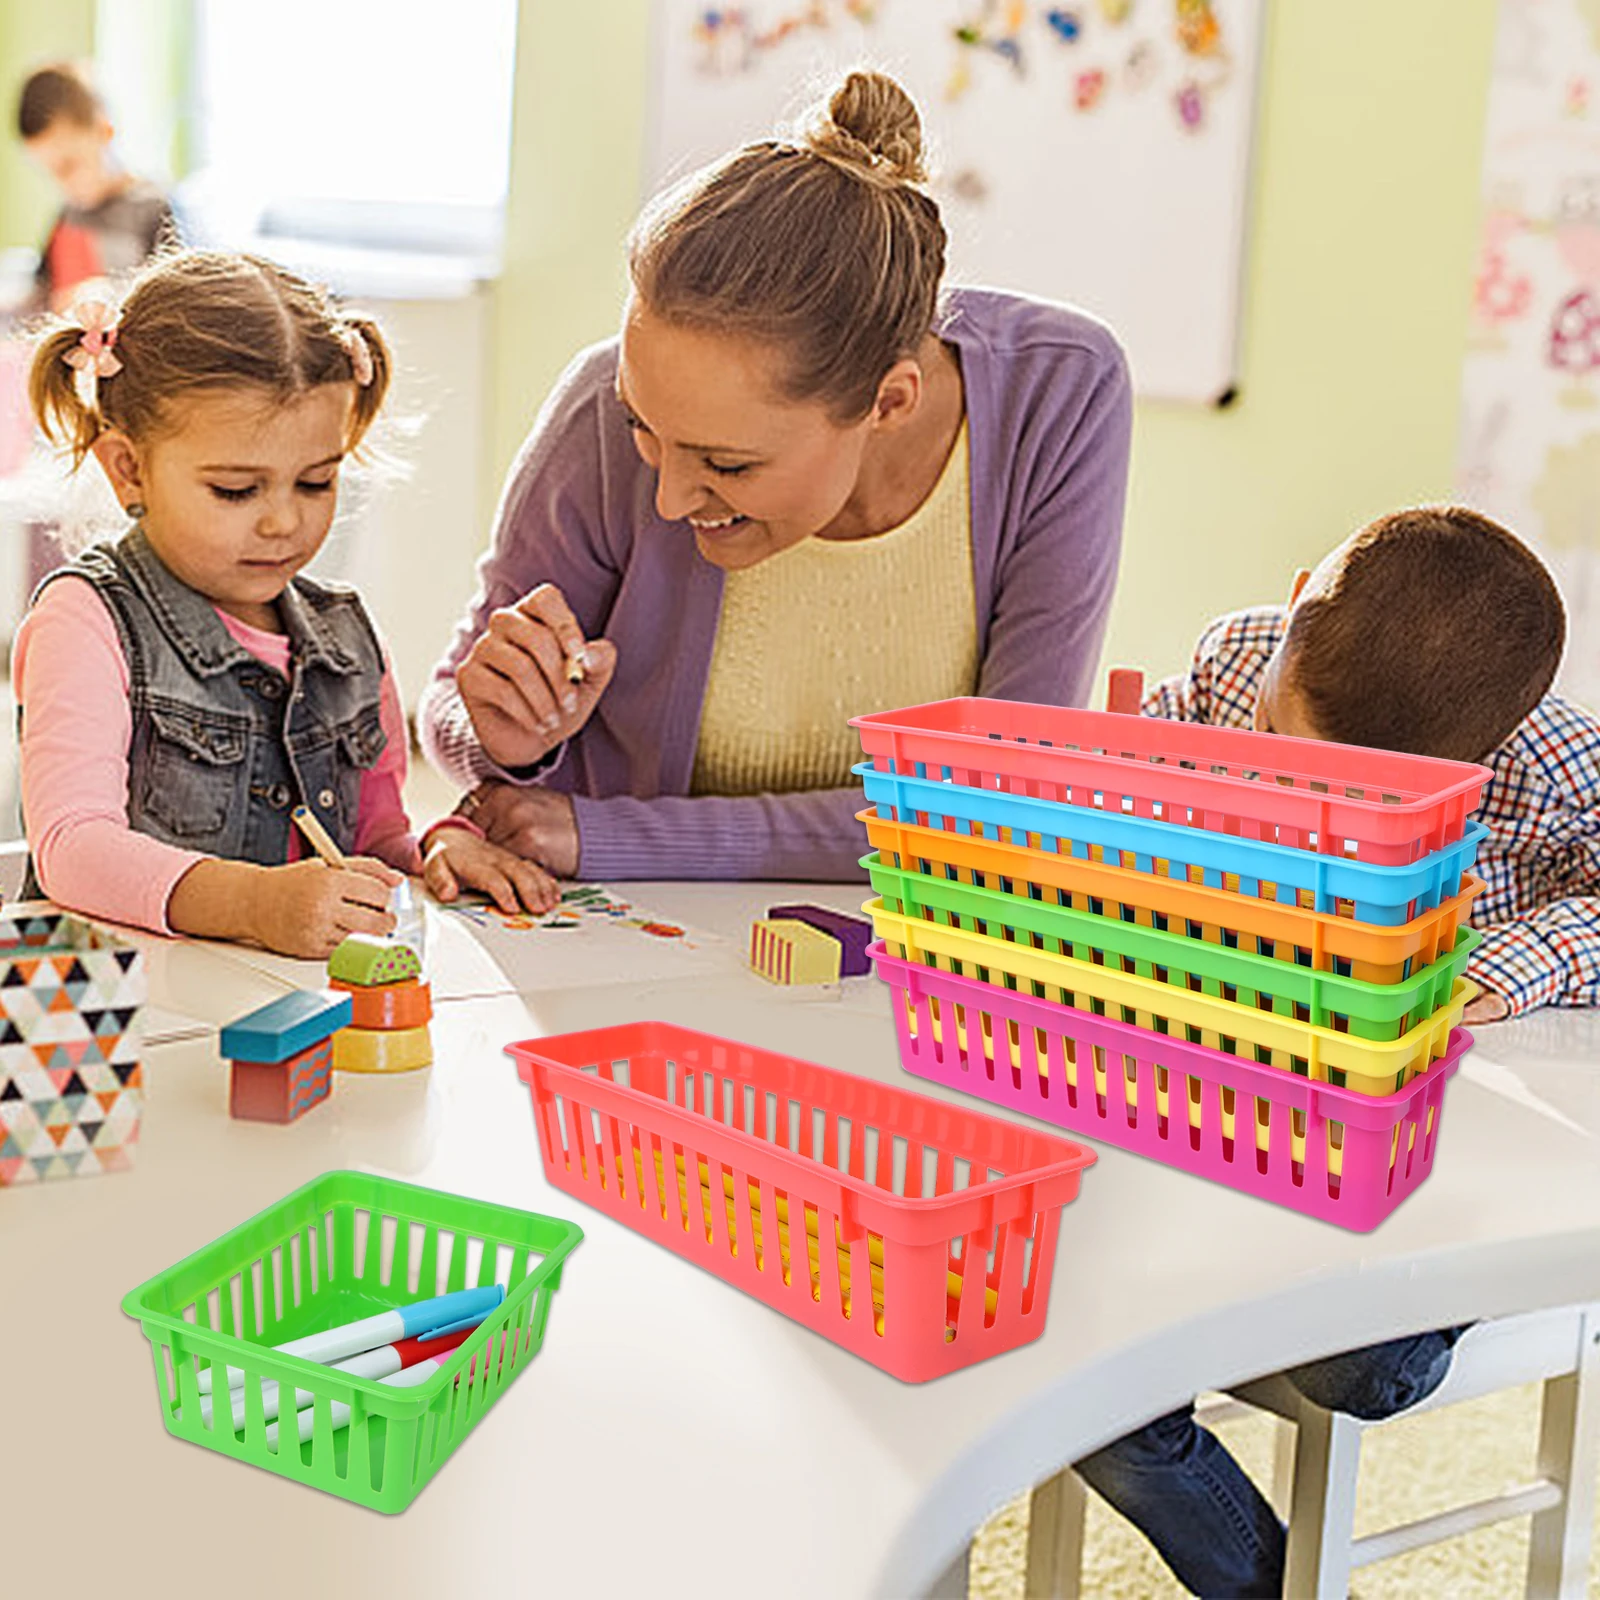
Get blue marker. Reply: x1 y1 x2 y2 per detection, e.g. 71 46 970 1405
196 1283 504 1395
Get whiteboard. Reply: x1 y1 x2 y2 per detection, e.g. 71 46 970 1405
645 1 1264 404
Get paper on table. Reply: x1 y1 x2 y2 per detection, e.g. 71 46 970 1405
443 884 734 994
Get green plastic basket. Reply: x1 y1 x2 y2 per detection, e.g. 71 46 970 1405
865 852 1479 1042
121 1171 582 1512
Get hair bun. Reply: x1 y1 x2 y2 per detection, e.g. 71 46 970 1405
803 69 927 185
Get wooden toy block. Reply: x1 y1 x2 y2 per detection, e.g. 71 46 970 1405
766 903 873 977
219 989 353 1064
749 918 842 986
329 976 432 1031
327 934 423 988
332 1024 433 1074
229 1037 334 1124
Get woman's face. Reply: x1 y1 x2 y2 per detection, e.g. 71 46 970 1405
616 298 874 571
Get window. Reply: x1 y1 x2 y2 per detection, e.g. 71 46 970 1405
185 0 517 260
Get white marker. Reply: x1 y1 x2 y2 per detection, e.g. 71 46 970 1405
195 1283 503 1396
264 1329 522 1448
197 1322 477 1431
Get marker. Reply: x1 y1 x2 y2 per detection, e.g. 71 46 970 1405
195 1283 504 1396
198 1321 478 1430
291 804 347 868
265 1327 524 1448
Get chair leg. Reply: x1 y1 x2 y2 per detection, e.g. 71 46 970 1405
1025 1468 1087 1599
1270 1413 1298 1519
1282 1406 1363 1600
1526 1306 1600 1600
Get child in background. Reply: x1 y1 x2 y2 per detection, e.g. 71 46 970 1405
14 250 558 957
1145 504 1597 1022
1077 504 1596 1599
15 61 176 314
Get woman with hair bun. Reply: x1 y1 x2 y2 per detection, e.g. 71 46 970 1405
420 69 1132 880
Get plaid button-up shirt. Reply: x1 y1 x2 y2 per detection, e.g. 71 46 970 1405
1143 605 1600 1017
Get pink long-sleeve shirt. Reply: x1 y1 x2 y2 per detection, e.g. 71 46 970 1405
14 575 423 933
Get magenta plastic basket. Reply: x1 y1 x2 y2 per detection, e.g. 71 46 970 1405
871 943 1468 1231
851 699 1491 867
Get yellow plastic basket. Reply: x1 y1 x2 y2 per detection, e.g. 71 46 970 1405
867 899 1473 1097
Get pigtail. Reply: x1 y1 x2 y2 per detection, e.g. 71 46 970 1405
341 314 394 455
28 324 106 466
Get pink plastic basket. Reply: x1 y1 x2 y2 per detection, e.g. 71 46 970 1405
872 944 1467 1232
507 1022 1096 1382
851 699 1491 867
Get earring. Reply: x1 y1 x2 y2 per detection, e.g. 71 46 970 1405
125 502 146 521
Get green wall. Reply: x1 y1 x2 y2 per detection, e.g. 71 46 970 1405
490 2 652 480
1104 0 1498 688
491 0 1498 690
0 0 97 249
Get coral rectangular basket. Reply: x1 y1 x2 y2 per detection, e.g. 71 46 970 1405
508 1022 1096 1382
121 1171 582 1511
873 943 1468 1232
852 698 1491 866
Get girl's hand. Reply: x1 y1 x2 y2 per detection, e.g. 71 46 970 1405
248 857 400 959
455 582 617 771
422 827 561 914
466 784 581 879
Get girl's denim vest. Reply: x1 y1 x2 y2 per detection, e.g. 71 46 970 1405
24 527 388 888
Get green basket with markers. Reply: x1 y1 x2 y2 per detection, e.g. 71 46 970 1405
121 1170 582 1512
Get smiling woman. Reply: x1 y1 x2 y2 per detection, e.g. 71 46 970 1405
419 69 1133 883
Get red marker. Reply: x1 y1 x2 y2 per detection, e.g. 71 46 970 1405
201 1323 477 1431
266 1327 526 1448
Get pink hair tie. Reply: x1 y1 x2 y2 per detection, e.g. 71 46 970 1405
340 326 375 387
62 299 123 405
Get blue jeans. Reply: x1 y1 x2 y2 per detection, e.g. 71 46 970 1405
1074 1327 1468 1599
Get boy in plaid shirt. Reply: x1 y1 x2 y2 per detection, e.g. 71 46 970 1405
1146 504 1595 1024
1076 506 1591 1598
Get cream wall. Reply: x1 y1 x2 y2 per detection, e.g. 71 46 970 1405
489 0 1499 690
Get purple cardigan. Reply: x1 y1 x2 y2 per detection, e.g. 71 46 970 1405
418 287 1132 881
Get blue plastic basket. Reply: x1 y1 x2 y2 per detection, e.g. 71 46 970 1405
856 764 1486 927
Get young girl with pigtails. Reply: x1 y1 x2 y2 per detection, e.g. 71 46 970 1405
14 250 557 956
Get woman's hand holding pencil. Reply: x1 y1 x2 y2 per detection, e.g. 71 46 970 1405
454 581 616 771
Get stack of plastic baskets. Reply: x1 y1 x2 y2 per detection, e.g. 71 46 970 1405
850 697 1493 1232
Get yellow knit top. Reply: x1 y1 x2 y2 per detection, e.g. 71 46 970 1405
690 421 978 797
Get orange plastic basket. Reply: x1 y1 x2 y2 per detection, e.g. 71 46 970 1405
507 1023 1096 1382
851 699 1491 867
860 809 1485 987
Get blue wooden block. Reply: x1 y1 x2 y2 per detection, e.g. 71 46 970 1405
220 989 354 1064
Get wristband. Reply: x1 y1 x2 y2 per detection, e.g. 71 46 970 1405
421 815 486 855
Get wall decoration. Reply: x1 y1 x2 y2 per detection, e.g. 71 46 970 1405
651 1 1265 402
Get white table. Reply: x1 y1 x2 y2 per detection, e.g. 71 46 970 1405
2 883 1596 1600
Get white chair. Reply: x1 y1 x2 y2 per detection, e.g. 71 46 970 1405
1232 1303 1600 1600
1000 1304 1599 1600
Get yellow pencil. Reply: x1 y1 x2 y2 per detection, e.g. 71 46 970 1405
291 804 347 868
